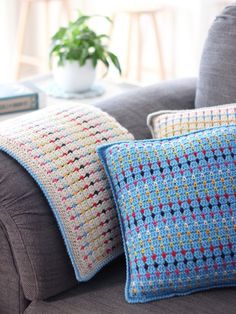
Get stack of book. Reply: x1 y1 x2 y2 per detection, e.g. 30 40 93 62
0 83 39 114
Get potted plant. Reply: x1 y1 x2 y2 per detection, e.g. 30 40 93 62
50 13 121 93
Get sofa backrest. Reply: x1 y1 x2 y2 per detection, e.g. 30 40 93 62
195 4 236 108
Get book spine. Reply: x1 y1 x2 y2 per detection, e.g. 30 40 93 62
0 95 38 114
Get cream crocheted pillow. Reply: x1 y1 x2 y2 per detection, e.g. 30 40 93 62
0 103 134 281
147 103 236 139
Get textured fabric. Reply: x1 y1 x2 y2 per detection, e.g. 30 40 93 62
147 103 236 139
0 79 196 306
95 78 196 140
0 150 77 301
0 222 29 314
195 4 236 108
0 103 133 281
98 125 236 303
25 256 236 314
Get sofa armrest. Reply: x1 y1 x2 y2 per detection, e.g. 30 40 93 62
95 78 197 139
0 222 29 314
0 151 77 302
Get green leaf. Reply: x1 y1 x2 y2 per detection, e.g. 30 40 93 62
97 34 109 40
75 15 91 26
104 15 113 23
92 14 113 24
91 54 97 67
100 59 109 77
79 48 89 66
52 27 67 40
107 51 122 74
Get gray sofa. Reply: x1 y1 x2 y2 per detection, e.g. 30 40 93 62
1 4 236 314
0 78 235 314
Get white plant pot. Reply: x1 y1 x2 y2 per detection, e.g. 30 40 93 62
53 59 96 93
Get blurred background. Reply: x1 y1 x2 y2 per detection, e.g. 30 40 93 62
0 0 232 85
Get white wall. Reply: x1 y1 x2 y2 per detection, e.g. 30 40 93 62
0 0 19 82
0 0 232 83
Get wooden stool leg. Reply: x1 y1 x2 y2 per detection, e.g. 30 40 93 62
43 0 50 72
62 0 71 21
108 13 115 41
124 13 133 78
14 0 31 79
136 13 143 81
171 9 176 78
151 12 165 80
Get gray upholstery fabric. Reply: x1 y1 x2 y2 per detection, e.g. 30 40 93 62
0 222 29 314
0 79 196 312
95 78 196 139
195 4 236 108
0 151 77 301
25 256 236 314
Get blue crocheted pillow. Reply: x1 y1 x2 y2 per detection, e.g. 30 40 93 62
97 125 236 303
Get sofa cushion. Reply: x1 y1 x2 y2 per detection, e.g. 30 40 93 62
195 4 236 108
147 103 236 139
98 125 236 303
25 256 236 314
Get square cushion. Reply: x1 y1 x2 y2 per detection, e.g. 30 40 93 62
0 104 134 285
147 103 236 139
98 125 236 303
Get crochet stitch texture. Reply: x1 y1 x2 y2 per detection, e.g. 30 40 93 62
147 103 236 139
0 103 134 280
98 125 236 303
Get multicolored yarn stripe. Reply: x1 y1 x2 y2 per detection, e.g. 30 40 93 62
147 103 236 139
98 125 236 303
0 103 134 281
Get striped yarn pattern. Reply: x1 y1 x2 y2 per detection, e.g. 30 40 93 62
98 125 236 303
147 103 236 139
0 103 134 280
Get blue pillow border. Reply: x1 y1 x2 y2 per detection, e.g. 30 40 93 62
97 124 236 303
